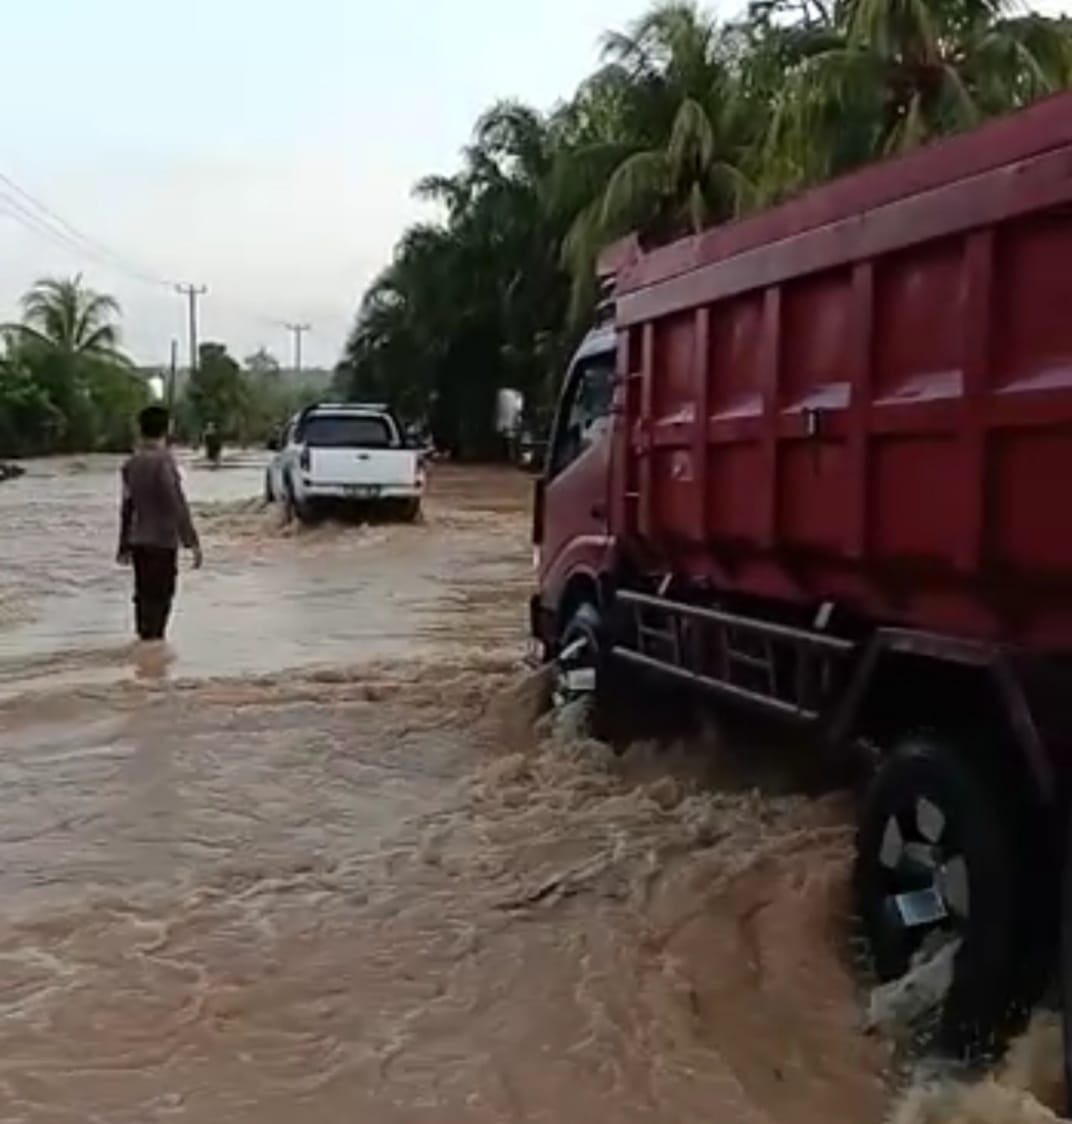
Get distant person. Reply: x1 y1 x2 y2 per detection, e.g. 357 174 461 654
204 422 222 466
117 405 202 642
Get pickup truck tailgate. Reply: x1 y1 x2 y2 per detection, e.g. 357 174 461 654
310 448 417 486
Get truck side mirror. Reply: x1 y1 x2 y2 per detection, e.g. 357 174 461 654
266 434 280 452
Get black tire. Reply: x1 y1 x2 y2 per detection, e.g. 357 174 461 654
398 498 421 523
284 478 314 525
854 736 1022 1056
264 472 275 504
555 601 615 740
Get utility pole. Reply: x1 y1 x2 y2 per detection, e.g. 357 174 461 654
284 322 311 378
175 283 207 377
166 338 178 411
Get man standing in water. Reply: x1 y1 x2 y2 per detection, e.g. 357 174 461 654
116 405 202 641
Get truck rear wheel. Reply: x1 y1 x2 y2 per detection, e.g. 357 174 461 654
854 736 1021 1055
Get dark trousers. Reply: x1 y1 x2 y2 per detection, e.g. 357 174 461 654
131 546 178 640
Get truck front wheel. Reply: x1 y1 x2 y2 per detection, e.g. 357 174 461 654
554 602 613 739
854 736 1022 1055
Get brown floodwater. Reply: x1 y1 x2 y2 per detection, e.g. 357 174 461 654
0 455 1063 1122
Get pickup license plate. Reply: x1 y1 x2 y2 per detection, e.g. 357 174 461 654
344 485 380 498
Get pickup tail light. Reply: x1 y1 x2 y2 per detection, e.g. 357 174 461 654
299 447 310 472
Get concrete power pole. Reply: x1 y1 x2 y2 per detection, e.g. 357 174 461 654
166 338 178 410
285 322 311 379
176 284 207 376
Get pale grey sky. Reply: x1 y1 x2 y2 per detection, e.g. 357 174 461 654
0 0 1068 371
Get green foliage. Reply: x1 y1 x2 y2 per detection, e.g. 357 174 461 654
174 345 320 448
184 342 248 440
0 356 64 457
339 0 1072 459
0 280 311 460
240 348 320 446
0 275 148 457
245 347 282 380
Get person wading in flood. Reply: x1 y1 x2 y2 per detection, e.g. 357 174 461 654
116 405 203 641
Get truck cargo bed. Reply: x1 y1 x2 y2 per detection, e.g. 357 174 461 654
611 92 1072 650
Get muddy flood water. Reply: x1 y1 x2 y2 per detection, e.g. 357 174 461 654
0 454 1065 1122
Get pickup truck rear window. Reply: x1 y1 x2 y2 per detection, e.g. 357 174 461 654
302 415 394 448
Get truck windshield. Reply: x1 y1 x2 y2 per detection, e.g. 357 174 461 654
302 415 394 448
551 354 615 476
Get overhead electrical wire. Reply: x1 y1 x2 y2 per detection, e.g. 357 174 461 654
0 169 354 357
0 174 179 289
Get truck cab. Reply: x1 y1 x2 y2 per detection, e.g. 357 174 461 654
532 323 616 655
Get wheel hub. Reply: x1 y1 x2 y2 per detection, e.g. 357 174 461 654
553 634 597 708
880 795 970 938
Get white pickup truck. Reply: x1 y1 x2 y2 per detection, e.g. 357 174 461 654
266 403 425 523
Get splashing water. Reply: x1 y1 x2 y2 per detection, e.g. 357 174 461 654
0 457 1067 1122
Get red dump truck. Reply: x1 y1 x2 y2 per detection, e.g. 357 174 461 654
531 91 1072 1064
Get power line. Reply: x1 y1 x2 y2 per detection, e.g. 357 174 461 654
0 172 177 289
0 191 116 270
0 168 353 356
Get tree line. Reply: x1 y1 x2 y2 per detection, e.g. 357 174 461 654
0 277 148 457
335 0 1072 459
0 275 319 458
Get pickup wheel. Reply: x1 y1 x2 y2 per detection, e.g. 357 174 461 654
264 472 275 504
398 498 422 523
854 736 1022 1055
284 478 315 525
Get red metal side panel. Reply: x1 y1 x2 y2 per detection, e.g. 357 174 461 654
777 268 853 555
649 312 697 542
869 238 966 568
613 100 1072 648
706 294 765 545
990 210 1072 577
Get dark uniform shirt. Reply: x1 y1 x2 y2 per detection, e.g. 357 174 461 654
118 446 199 552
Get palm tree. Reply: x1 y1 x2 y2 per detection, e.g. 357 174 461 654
4 275 132 451
766 0 1072 194
554 3 758 319
12 275 128 363
345 104 575 452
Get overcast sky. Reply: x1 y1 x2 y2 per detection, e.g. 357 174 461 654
1 0 1069 371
